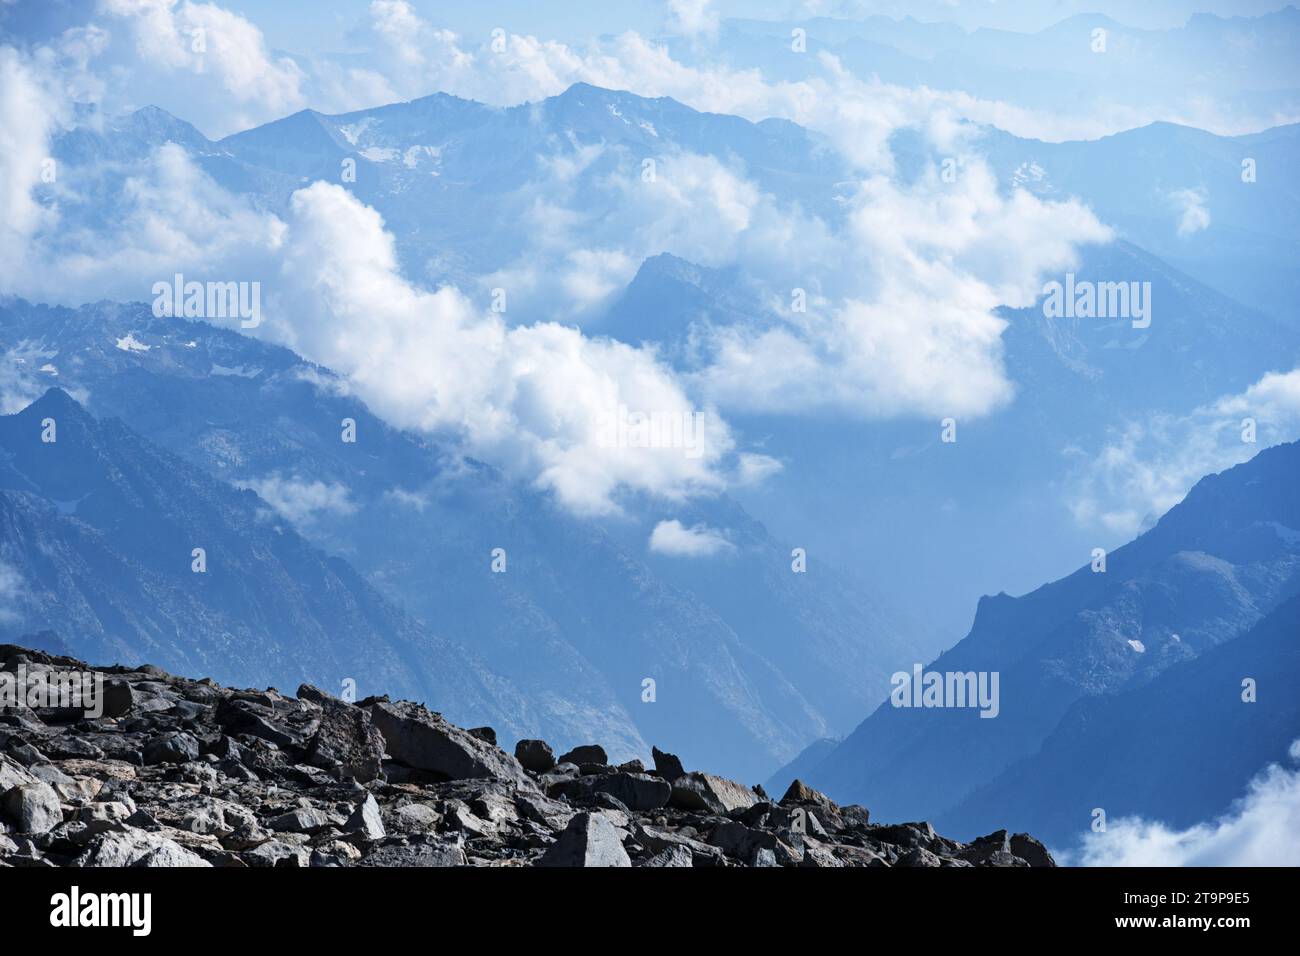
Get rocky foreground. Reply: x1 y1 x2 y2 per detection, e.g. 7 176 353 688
0 645 1054 868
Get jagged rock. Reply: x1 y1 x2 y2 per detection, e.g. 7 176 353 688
640 844 693 867
243 840 310 868
669 772 759 814
960 829 1011 864
214 699 300 748
367 701 532 789
899 847 943 867
142 731 200 765
514 791 575 832
872 822 936 848
1011 832 1055 867
781 778 838 811
390 803 439 832
7 741 46 766
345 794 386 840
303 698 386 783
550 771 672 811
556 744 607 767
0 754 37 791
358 836 466 867
76 830 211 867
514 739 556 773
800 843 845 867
633 822 724 865
268 806 336 833
651 746 685 782
468 727 497 746
538 812 630 867
0 643 1055 869
1 781 63 834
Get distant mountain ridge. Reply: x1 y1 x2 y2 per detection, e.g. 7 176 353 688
0 387 533 736
0 297 924 781
799 439 1300 841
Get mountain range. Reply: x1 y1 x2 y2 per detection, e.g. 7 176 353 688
779 438 1300 847
0 297 922 782
8 73 1300 842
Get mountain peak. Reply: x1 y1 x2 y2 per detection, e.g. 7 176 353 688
21 387 89 421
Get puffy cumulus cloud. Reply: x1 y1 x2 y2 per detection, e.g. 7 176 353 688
262 181 734 516
1071 741 1300 866
238 474 356 526
0 63 744 516
696 161 1112 418
5 141 285 304
648 519 735 557
1068 368 1300 536
481 140 1110 421
101 0 304 133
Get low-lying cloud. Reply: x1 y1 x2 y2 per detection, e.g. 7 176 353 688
1072 740 1300 866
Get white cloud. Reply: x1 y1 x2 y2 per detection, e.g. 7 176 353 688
1170 187 1210 237
264 181 734 516
734 451 784 486
649 518 735 556
1068 368 1300 536
0 47 68 280
0 5 1118 510
102 0 305 134
356 8 1138 157
4 141 285 305
238 474 356 526
665 0 720 39
1073 741 1300 866
696 162 1112 419
0 342 65 415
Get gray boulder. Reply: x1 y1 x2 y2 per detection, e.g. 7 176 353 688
538 812 631 867
556 744 607 767
303 698 386 783
368 701 533 789
1 782 63 834
514 739 556 773
669 772 759 814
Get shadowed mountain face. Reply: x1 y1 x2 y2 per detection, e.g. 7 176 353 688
0 298 924 781
944 590 1300 848
0 387 532 736
800 440 1300 839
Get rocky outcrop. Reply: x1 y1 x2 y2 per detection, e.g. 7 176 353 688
0 644 1056 868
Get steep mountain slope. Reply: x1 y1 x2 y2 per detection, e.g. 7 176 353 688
802 440 1300 834
944 589 1300 847
0 298 921 780
0 388 532 735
